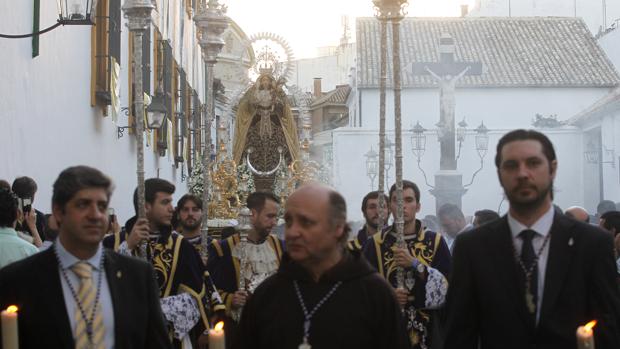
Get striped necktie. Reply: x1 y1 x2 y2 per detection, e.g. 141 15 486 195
71 261 105 349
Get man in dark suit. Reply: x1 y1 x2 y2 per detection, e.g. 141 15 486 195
444 129 620 349
0 166 170 349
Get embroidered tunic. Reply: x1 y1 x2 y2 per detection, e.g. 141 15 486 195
207 234 284 316
363 220 451 349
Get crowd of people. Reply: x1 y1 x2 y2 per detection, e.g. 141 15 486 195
1 129 620 349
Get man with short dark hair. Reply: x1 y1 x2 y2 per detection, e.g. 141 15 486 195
116 178 213 348
176 194 209 252
444 129 620 348
363 180 451 349
0 166 170 348
438 203 472 252
0 188 38 268
12 176 46 244
473 209 500 228
207 192 285 318
235 184 410 349
348 190 390 251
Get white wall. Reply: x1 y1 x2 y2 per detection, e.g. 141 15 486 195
599 28 620 66
581 111 620 210
358 87 611 132
0 1 213 223
291 43 355 93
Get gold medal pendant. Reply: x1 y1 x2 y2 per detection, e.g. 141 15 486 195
299 338 311 349
525 292 536 314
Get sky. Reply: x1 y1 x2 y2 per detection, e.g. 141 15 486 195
225 0 477 58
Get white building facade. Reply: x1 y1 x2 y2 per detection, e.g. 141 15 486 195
0 1 250 221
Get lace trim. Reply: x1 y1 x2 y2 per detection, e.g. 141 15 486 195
424 266 448 309
160 293 201 339
117 240 131 256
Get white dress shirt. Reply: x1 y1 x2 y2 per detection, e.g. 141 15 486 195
507 205 554 324
55 239 115 348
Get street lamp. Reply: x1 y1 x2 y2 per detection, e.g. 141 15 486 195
457 118 467 143
411 121 427 159
194 0 229 259
116 91 167 139
365 147 379 188
455 118 468 160
463 121 490 188
0 0 95 39
57 0 96 24
122 0 155 260
146 85 167 129
474 121 489 159
409 121 434 189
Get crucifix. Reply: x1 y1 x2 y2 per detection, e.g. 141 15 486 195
411 33 483 209
412 33 482 171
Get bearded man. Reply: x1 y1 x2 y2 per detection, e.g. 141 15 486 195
444 129 620 349
348 191 390 251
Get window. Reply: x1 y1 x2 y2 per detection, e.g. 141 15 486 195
91 0 121 111
190 90 202 172
173 66 186 164
157 39 174 156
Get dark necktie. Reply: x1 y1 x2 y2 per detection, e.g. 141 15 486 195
520 229 538 320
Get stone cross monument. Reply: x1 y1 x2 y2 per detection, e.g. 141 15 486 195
412 34 483 210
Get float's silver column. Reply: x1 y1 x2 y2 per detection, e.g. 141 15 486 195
194 0 229 259
123 0 155 259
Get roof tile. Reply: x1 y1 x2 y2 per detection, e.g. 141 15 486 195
356 17 620 88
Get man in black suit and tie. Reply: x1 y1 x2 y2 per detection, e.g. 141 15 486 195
0 166 170 349
444 129 620 349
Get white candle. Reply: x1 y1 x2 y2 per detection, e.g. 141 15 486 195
1 305 19 349
576 320 596 349
209 321 225 349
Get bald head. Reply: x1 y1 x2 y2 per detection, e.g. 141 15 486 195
565 206 589 223
288 183 347 228
284 184 349 278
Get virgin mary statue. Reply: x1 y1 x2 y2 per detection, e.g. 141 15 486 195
232 72 300 191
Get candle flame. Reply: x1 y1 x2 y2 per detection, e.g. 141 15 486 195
214 321 224 331
6 305 18 313
585 320 597 331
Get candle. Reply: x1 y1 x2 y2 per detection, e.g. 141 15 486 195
1 305 19 349
209 321 225 349
576 320 597 349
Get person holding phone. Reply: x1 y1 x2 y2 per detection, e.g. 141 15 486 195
0 189 39 269
12 176 47 242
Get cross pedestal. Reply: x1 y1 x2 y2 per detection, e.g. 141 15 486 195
429 170 468 213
